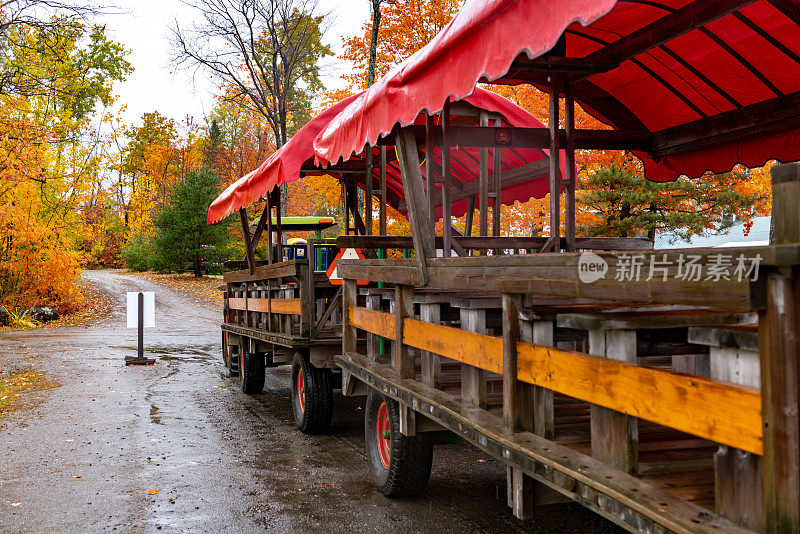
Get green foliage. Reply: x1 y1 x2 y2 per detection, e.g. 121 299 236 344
579 165 765 241
152 169 233 277
122 234 154 272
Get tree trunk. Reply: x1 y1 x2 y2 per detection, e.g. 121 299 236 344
194 256 201 278
368 0 382 87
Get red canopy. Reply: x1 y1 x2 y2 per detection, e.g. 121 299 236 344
208 87 561 223
208 93 362 224
314 0 800 182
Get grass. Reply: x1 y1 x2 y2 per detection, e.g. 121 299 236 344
7 309 38 329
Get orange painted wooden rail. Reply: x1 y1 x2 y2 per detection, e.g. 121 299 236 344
228 297 302 315
348 305 763 455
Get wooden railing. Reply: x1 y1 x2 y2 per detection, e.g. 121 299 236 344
348 305 762 454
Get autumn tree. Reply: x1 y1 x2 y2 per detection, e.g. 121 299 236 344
578 165 767 242
0 12 131 309
153 169 234 277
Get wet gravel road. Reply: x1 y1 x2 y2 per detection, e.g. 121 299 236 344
0 270 619 533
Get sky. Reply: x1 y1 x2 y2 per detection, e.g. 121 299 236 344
100 0 369 126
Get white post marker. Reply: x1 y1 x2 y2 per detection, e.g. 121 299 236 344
126 291 155 365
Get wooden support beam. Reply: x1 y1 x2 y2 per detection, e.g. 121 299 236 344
250 202 270 252
589 329 638 475
710 342 763 531
479 111 489 246
760 162 800 533
548 74 561 253
564 89 577 252
381 124 652 151
419 303 442 389
365 144 373 235
652 90 800 157
503 294 530 432
380 146 388 237
343 179 350 236
460 307 487 409
425 113 436 228
394 285 415 379
395 127 435 281
299 245 314 338
239 207 256 274
343 279 357 354
275 191 283 261
492 116 502 249
464 196 475 239
442 101 453 258
366 293 381 361
266 191 274 264
347 181 367 235
580 0 757 72
524 319 554 440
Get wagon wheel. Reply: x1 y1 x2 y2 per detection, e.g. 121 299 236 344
291 352 333 434
238 342 265 394
364 389 433 497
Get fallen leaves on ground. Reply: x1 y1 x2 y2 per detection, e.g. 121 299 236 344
0 369 59 421
147 489 159 495
131 271 224 308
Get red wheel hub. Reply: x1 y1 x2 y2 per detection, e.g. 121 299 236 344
376 402 391 469
297 368 305 412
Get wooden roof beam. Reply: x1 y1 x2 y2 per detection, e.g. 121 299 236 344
651 90 800 157
581 0 757 68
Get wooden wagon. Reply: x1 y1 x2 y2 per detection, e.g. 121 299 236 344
209 1 800 532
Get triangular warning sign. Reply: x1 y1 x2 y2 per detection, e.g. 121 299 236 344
326 248 368 285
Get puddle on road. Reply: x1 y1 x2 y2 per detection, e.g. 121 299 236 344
109 345 217 364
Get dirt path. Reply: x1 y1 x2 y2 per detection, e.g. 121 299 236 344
0 269 619 533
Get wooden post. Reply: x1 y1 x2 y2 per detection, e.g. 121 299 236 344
380 146 388 237
564 87 577 253
239 207 255 274
492 116 502 254
419 302 441 389
460 307 486 408
299 244 314 339
342 278 357 354
267 190 274 264
365 144 373 235
442 100 453 258
479 111 489 246
547 74 561 253
366 293 381 361
425 113 436 229
395 127 436 280
465 196 475 239
589 329 638 474
275 191 283 261
761 162 800 533
709 339 763 530
394 285 415 379
343 179 350 236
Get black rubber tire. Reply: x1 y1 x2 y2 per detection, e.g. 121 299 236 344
222 331 230 367
291 352 333 434
364 389 433 497
239 343 265 394
228 344 240 377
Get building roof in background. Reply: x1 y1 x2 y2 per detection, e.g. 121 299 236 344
655 215 771 248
